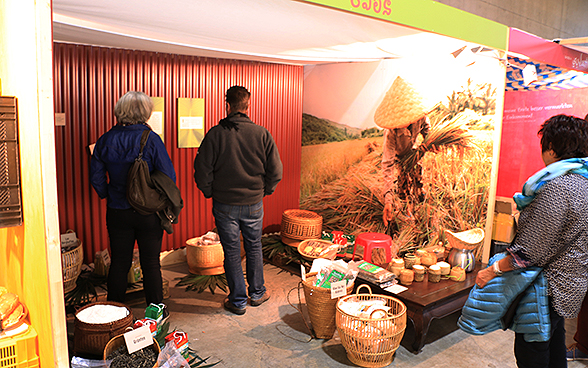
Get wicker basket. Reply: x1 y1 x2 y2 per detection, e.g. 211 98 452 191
297 239 338 261
336 285 407 367
302 272 354 339
445 228 485 250
74 301 134 356
62 240 84 293
186 237 225 275
281 209 322 245
104 333 160 366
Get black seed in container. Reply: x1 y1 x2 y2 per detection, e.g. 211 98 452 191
107 343 158 368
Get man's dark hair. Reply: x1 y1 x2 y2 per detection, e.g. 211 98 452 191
226 86 250 112
538 114 588 159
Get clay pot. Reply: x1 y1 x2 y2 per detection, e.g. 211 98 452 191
450 267 466 282
399 269 414 286
404 253 418 269
412 265 426 282
420 252 437 267
428 264 441 283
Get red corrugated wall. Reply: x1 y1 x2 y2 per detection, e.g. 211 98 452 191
53 43 302 262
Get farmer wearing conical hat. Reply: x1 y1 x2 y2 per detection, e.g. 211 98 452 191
375 77 430 229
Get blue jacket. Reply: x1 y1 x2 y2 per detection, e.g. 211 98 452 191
457 253 551 342
90 124 176 210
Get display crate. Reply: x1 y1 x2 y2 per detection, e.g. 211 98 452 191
0 326 39 368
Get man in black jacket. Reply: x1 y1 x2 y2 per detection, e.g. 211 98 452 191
194 86 283 315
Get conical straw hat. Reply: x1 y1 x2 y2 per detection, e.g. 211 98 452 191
374 76 429 130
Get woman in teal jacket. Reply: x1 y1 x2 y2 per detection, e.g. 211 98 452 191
476 114 588 368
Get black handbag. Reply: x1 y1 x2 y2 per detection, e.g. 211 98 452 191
126 130 168 215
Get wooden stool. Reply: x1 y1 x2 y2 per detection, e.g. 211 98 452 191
352 232 393 264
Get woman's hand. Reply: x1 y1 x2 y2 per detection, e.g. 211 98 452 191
475 266 496 288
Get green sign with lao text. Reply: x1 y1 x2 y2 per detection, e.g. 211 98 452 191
299 0 508 51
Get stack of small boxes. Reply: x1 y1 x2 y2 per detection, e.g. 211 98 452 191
134 303 167 339
134 303 189 359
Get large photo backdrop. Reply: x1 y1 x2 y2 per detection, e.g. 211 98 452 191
301 50 505 255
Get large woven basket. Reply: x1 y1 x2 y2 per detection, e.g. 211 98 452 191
104 333 160 367
62 240 84 293
281 209 322 245
73 301 134 356
336 285 407 368
302 272 354 339
186 237 225 275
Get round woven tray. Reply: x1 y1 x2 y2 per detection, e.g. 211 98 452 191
297 239 337 261
281 209 322 241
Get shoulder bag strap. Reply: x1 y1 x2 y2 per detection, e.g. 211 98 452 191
137 130 150 159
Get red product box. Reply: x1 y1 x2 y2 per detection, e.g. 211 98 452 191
165 331 189 357
134 318 158 336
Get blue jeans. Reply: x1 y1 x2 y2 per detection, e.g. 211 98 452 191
213 199 265 308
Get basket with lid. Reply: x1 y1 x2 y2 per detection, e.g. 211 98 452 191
280 209 322 246
73 301 134 356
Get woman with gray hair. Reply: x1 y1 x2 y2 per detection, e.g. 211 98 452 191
90 91 176 305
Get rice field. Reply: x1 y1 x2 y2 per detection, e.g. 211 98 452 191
300 137 381 201
300 116 494 254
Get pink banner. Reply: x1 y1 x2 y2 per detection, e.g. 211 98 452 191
509 28 588 73
496 88 588 198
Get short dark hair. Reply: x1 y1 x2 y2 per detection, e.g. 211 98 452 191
538 114 588 159
226 86 250 112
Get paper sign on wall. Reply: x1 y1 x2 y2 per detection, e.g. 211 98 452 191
177 98 205 148
148 97 165 142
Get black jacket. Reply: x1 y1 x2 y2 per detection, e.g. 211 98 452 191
193 112 283 205
152 170 183 234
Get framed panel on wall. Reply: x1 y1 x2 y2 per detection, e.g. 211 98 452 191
148 97 165 142
177 98 205 148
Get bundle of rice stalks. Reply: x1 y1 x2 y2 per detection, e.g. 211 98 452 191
400 112 473 171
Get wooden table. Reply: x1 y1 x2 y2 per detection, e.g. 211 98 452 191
355 263 482 354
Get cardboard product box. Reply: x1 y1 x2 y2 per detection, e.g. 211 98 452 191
94 248 111 277
492 198 517 243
